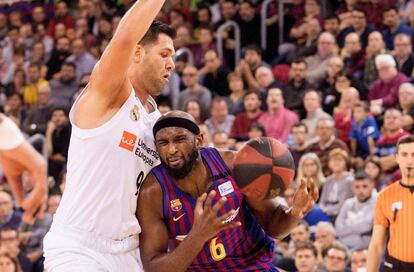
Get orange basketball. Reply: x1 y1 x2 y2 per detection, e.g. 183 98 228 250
232 137 295 201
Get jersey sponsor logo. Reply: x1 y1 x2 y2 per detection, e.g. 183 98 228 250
173 213 186 222
218 181 234 197
130 105 140 122
119 131 137 152
170 199 182 212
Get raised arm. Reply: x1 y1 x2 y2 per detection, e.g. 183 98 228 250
88 0 166 103
137 173 239 272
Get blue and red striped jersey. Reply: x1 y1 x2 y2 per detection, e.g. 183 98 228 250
152 147 278 271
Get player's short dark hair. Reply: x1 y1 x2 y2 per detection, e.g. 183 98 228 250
354 171 371 182
295 240 318 257
384 5 399 14
291 57 307 67
139 20 177 46
397 135 414 152
243 44 262 57
292 122 308 133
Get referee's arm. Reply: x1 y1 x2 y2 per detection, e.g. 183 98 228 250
367 225 388 272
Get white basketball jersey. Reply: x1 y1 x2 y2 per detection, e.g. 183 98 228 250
54 90 161 240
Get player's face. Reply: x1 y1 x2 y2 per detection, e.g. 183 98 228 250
139 34 175 96
156 127 202 180
396 142 414 178
295 249 317 272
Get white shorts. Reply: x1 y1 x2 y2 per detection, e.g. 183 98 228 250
0 114 25 150
43 220 143 272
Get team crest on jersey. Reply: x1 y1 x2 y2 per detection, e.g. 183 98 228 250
170 199 182 212
130 105 140 121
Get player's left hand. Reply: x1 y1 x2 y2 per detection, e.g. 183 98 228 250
291 178 319 218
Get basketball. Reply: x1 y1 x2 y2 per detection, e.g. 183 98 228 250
232 137 295 201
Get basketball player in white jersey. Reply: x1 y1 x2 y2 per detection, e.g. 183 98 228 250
43 0 175 270
0 113 47 223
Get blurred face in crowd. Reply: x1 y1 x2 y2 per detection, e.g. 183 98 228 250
197 8 210 25
60 64 76 83
28 65 40 83
6 94 22 111
174 26 192 48
57 37 70 53
0 255 16 272
317 33 335 58
364 161 380 181
185 101 201 121
221 1 238 20
328 155 347 174
0 229 19 250
243 92 261 112
291 224 310 246
324 18 339 35
76 18 89 36
244 49 261 69
305 0 320 16
353 105 367 123
295 248 318 272
292 125 307 146
398 84 414 109
99 18 112 36
248 125 265 139
211 100 228 123
169 10 185 28
0 192 12 219
37 84 51 106
0 14 7 29
368 31 385 54
212 132 230 149
182 66 199 89
56 2 69 18
54 23 66 40
304 91 321 113
383 9 399 28
9 11 22 27
335 75 351 92
316 119 335 143
327 57 344 78
72 39 86 58
394 35 412 59
344 33 361 55
47 195 61 215
204 50 220 72
266 88 284 111
255 66 274 88
32 42 45 62
325 248 348 272
302 158 318 178
228 75 244 93
351 250 368 272
383 109 402 132
351 10 366 31
32 6 46 24
290 62 307 82
51 109 68 129
316 227 336 249
353 178 373 202
199 28 213 46
239 2 255 22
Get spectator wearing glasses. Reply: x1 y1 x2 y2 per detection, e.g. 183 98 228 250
323 242 349 272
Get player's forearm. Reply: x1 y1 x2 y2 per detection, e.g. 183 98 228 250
145 233 205 272
367 244 385 272
23 158 47 215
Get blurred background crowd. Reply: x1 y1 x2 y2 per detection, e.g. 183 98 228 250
1 0 414 271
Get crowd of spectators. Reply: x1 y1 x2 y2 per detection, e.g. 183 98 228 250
1 0 414 271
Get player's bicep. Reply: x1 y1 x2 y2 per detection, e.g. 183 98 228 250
137 174 169 265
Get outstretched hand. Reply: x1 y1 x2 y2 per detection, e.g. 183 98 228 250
191 190 241 244
291 178 319 218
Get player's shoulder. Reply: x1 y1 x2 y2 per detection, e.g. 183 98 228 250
139 172 162 203
216 149 237 170
377 182 401 199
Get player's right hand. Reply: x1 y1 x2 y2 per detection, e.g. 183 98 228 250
191 190 241 244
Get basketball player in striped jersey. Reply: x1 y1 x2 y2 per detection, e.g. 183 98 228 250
43 0 176 270
137 111 318 271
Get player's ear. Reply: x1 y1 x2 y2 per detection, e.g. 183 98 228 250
133 44 145 63
195 133 204 148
